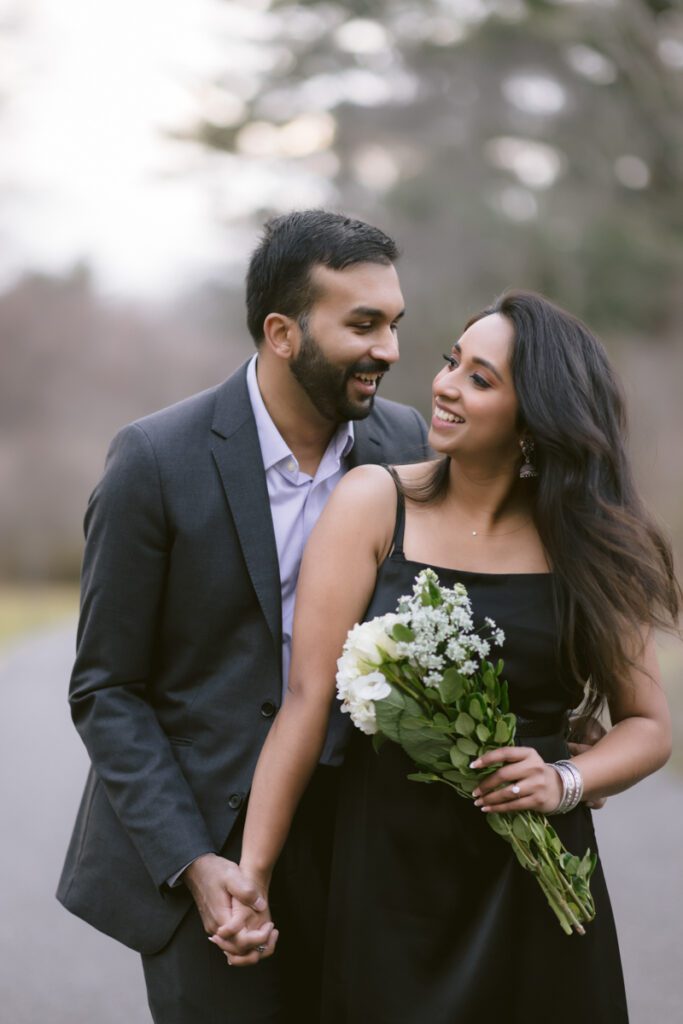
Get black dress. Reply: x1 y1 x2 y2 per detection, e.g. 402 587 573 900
323 479 628 1024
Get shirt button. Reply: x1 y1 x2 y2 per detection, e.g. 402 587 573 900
260 700 277 718
228 793 243 811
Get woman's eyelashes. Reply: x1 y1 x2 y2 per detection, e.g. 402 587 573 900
441 353 492 389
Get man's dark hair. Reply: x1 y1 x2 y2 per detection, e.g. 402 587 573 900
245 209 400 344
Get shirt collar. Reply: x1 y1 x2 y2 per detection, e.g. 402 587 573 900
246 355 355 473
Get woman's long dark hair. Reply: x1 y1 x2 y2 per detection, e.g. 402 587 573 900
409 290 680 715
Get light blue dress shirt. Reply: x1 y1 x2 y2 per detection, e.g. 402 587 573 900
246 354 355 766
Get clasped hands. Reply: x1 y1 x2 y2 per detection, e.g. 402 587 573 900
183 853 277 967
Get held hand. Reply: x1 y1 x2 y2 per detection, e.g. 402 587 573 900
470 747 564 814
183 853 272 951
211 898 279 967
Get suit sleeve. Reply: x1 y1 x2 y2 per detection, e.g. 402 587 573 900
411 406 431 457
69 424 215 888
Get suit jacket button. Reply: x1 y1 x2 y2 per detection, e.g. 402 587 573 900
228 794 243 811
260 701 277 718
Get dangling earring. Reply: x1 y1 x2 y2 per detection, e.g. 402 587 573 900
519 437 538 479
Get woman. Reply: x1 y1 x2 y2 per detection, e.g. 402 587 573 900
224 292 678 1022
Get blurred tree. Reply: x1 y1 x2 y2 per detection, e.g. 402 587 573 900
185 0 683 358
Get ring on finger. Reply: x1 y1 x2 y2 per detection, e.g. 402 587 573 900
510 784 521 796
256 944 267 954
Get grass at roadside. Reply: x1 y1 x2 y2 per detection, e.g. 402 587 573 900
0 583 680 775
0 584 79 648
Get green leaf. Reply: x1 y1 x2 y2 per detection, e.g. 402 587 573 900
424 688 443 704
496 659 504 676
500 680 510 714
391 623 415 643
432 712 450 729
449 745 470 769
442 769 465 784
397 716 451 768
486 813 510 836
469 695 485 721
475 723 491 743
407 772 438 784
456 736 479 757
456 777 478 794
374 687 409 744
504 713 517 743
455 712 475 736
371 731 387 754
512 816 531 842
438 667 466 704
494 718 511 745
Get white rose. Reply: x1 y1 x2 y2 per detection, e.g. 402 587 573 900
355 671 392 702
348 699 378 735
350 614 401 665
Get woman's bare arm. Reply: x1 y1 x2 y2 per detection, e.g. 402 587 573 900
471 628 672 814
237 465 397 890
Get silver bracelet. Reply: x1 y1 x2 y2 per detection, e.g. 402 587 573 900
549 759 584 814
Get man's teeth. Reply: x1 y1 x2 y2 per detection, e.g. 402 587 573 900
355 373 382 384
435 407 465 423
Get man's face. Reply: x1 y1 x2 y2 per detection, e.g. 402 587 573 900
289 262 404 422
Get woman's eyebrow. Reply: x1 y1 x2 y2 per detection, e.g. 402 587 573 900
453 340 503 382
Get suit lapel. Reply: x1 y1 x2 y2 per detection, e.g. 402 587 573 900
347 417 383 469
210 364 282 651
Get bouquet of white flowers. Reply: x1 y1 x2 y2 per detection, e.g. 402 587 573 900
336 568 596 936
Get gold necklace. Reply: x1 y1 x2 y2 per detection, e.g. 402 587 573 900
468 518 532 538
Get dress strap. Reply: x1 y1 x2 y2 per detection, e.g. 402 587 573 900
382 465 406 557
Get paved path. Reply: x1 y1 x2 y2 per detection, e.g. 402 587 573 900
0 624 681 1023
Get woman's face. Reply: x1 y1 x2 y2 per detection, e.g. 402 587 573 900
429 312 520 467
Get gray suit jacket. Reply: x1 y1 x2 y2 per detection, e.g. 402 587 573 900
56 361 429 953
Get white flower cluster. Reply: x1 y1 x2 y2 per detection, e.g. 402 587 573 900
335 570 506 734
395 571 504 683
335 613 402 734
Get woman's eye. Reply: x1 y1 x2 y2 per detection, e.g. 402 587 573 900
442 353 457 369
472 373 492 389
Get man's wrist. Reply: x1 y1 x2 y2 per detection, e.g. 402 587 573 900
182 851 221 890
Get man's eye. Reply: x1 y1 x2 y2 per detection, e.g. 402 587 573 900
442 353 457 369
354 322 373 331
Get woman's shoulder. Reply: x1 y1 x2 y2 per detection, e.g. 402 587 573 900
331 463 396 508
340 460 434 500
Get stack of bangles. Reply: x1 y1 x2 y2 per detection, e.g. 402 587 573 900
549 759 584 814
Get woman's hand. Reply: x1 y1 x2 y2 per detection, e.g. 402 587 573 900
470 747 564 814
210 897 278 967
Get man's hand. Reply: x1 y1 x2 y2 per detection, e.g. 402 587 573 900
567 713 607 810
183 853 274 955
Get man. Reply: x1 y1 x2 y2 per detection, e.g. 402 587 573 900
57 210 430 1023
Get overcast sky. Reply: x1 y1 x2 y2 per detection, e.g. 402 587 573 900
0 0 334 298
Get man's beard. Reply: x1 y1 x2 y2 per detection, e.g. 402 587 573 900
289 323 389 423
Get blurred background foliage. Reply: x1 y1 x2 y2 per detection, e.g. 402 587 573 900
1 0 682 582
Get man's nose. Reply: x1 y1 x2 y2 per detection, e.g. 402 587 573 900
370 327 400 365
